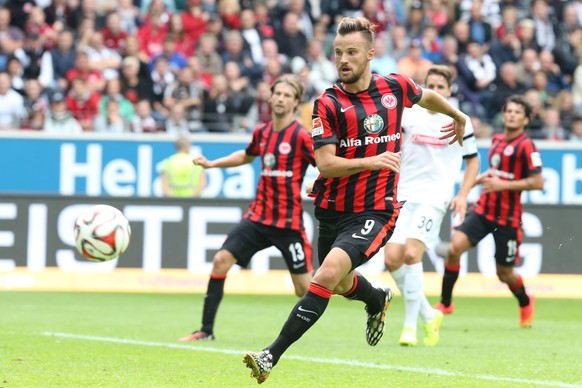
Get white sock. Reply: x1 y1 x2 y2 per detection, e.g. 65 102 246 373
420 294 435 323
402 263 424 330
390 265 406 295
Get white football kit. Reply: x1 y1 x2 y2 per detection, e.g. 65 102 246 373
390 104 478 248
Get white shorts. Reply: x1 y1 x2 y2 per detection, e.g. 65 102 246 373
389 202 445 249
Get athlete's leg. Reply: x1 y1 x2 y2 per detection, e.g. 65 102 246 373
439 230 472 308
385 242 406 294
290 273 311 296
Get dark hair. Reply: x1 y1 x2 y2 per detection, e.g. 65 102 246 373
271 74 305 103
426 65 454 87
502 95 533 121
336 17 375 48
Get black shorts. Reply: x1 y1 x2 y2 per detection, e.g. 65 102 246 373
221 219 313 274
456 211 522 266
315 207 398 271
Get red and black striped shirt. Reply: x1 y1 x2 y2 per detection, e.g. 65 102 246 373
311 73 422 212
474 132 543 228
244 120 316 231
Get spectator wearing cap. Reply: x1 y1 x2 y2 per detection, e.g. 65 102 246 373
0 8 25 71
397 39 433 85
0 72 25 129
43 91 82 134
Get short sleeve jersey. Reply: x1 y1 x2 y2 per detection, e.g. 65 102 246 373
244 120 316 231
311 73 422 212
474 132 542 227
397 104 478 209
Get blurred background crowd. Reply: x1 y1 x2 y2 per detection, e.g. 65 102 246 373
0 0 581 140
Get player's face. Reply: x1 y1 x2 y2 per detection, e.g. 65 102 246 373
270 82 298 117
425 74 451 98
502 102 529 132
334 32 374 84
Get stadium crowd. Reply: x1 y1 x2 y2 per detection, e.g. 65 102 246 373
0 0 581 140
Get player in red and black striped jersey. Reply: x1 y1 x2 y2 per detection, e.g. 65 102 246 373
244 17 467 384
178 74 316 343
437 95 544 328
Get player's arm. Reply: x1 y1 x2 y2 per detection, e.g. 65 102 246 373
193 150 256 168
480 171 544 193
449 155 480 220
417 89 466 146
315 143 401 178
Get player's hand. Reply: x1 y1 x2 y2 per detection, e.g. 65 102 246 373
193 155 211 168
305 180 315 196
449 196 467 223
480 174 504 193
369 151 401 173
475 169 495 185
440 115 466 146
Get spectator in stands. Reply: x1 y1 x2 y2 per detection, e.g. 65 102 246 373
101 12 129 52
43 91 82 133
531 0 557 52
554 90 579 131
165 103 192 134
22 79 49 128
6 56 25 95
434 35 460 68
489 29 522 69
370 33 398 75
120 35 151 78
0 71 25 129
553 27 581 80
187 55 212 90
0 8 25 71
457 0 501 28
253 1 275 39
66 51 106 93
138 11 167 59
419 25 442 63
457 40 496 118
539 50 569 95
555 3 580 42
167 13 196 58
304 39 336 94
151 55 174 118
573 56 582 109
570 115 582 141
514 48 539 89
25 6 57 51
43 29 76 90
164 66 204 132
224 60 254 131
196 32 223 75
14 32 46 83
99 78 135 123
245 80 271 130
466 0 493 46
181 0 208 47
240 9 264 66
84 30 122 80
72 0 106 30
405 1 428 40
205 14 227 53
451 20 471 54
517 18 541 53
490 62 526 118
523 89 545 138
496 5 520 41
275 12 308 61
94 98 131 133
150 34 188 74
287 0 315 39
130 99 161 133
385 23 410 61
120 56 155 105
542 107 569 141
44 0 77 30
397 39 433 85
218 0 242 30
361 0 387 34
140 0 177 18
426 0 449 34
66 77 101 131
118 0 139 35
222 30 263 85
261 38 289 73
202 73 235 132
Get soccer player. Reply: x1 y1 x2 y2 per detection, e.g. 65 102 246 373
384 65 480 347
436 94 544 328
243 17 467 384
178 74 316 342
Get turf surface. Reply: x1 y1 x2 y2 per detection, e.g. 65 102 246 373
1 292 581 387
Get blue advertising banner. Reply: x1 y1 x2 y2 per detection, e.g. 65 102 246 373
0 132 581 203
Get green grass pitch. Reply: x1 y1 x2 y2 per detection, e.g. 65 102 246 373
1 291 581 387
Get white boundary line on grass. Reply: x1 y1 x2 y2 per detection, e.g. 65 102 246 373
42 332 579 388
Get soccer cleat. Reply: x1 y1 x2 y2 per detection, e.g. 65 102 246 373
520 295 535 328
243 350 273 384
399 327 417 347
435 302 455 315
177 330 215 342
365 287 393 346
423 309 444 347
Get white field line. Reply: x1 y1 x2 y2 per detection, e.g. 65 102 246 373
42 332 580 388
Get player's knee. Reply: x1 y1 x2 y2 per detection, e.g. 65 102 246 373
385 254 402 272
212 250 235 275
496 269 512 284
447 243 464 263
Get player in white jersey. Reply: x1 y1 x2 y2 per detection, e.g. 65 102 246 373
385 65 480 346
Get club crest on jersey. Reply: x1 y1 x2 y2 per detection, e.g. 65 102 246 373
312 117 323 136
263 153 276 168
503 145 514 156
279 142 291 155
363 114 384 134
381 94 397 109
